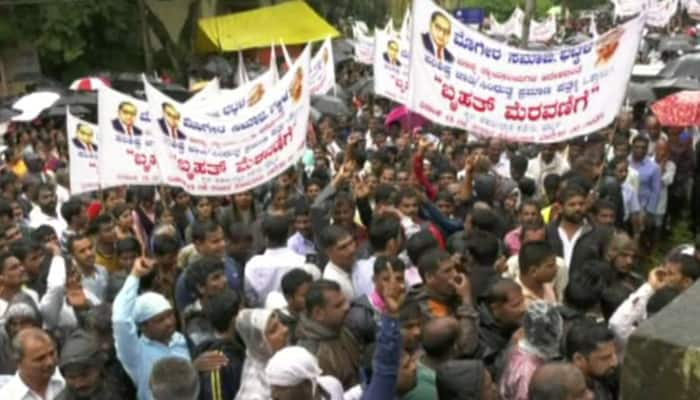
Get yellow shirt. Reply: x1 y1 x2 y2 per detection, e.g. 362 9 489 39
96 249 119 273
10 161 27 178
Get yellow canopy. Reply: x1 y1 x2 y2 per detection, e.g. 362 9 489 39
196 1 339 53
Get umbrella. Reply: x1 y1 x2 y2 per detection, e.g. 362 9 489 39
626 82 655 104
658 36 694 53
659 53 700 78
11 92 61 122
311 95 351 116
43 105 90 118
0 108 20 123
651 91 700 127
69 77 110 91
332 39 355 64
651 77 700 98
385 105 429 130
53 92 97 107
204 55 233 77
347 77 374 97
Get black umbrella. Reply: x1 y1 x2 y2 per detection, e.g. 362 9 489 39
0 108 19 123
332 39 355 64
660 53 700 79
311 95 350 116
43 104 90 118
347 77 374 97
204 55 233 77
651 77 700 98
626 82 655 104
53 92 97 107
658 36 694 53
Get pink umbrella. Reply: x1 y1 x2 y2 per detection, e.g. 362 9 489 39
69 77 110 91
384 105 429 130
651 90 700 127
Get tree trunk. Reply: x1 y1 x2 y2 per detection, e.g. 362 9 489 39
137 0 154 74
521 0 536 49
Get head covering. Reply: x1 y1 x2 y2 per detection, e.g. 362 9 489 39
236 309 274 361
435 360 485 400
522 301 563 360
59 329 102 369
133 292 172 324
265 346 322 387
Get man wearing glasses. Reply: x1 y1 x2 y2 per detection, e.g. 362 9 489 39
158 102 186 140
111 101 143 136
422 11 455 63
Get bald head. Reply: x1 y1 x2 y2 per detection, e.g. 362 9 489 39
12 327 53 361
529 362 591 400
422 317 459 360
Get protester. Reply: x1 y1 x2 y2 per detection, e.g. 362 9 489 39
149 357 199 400
528 362 593 400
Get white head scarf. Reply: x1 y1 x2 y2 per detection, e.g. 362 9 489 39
265 346 323 387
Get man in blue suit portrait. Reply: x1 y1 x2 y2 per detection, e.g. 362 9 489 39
422 11 455 63
158 102 186 140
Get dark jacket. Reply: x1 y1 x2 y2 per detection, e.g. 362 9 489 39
435 360 485 400
546 220 611 275
345 295 381 368
55 375 128 400
476 302 517 379
194 337 245 400
295 314 362 389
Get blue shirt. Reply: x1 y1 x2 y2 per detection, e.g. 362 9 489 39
629 156 662 214
113 275 190 400
361 315 400 400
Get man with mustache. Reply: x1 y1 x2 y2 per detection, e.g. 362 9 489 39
565 321 619 400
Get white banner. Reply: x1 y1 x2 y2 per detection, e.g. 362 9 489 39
98 87 161 188
143 46 311 196
310 38 336 95
353 22 375 65
488 8 524 38
647 0 679 27
67 111 99 194
191 56 278 118
530 16 557 43
685 0 700 19
373 25 410 104
408 0 644 142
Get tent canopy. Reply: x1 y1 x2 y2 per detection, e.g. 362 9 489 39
196 1 339 53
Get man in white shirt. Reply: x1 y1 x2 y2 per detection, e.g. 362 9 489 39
526 144 570 193
28 183 66 239
0 252 39 319
354 215 404 298
0 327 65 399
488 139 511 179
245 215 319 307
320 225 360 300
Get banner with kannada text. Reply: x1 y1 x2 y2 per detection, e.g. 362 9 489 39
408 0 644 142
373 24 410 104
143 46 311 196
310 38 336 95
98 86 161 188
67 111 99 194
353 22 375 65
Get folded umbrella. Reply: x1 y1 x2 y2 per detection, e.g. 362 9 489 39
651 90 700 127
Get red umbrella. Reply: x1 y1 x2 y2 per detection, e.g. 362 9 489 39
651 90 700 127
69 77 110 91
385 105 429 130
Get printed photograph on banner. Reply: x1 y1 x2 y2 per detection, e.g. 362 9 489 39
144 46 311 196
192 66 277 118
310 38 335 95
374 25 410 105
98 86 161 188
408 0 645 142
66 111 99 194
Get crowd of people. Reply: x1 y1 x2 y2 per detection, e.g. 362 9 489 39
0 56 700 400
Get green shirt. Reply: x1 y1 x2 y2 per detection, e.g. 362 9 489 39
402 363 438 400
